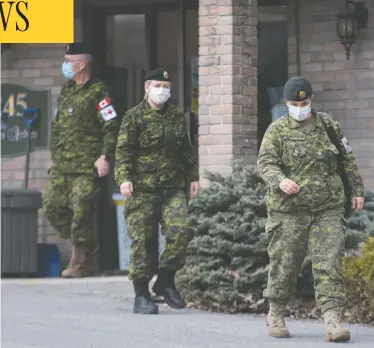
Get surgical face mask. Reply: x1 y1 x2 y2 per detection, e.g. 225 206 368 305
61 61 76 79
149 86 171 105
287 104 311 121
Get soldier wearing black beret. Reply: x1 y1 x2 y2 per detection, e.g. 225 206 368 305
280 75 314 123
283 76 312 102
257 75 365 341
43 43 120 278
62 42 93 80
145 67 171 82
115 68 200 314
64 42 91 56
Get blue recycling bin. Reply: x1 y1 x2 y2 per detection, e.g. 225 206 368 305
37 243 61 278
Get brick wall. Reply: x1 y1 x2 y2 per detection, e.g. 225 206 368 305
198 0 258 176
288 0 374 189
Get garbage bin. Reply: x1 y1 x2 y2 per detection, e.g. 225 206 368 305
112 193 165 271
1 189 42 275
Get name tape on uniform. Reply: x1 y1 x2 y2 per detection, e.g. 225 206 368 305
98 98 117 122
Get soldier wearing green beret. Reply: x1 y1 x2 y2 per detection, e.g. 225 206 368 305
115 68 199 314
43 43 120 278
257 76 365 342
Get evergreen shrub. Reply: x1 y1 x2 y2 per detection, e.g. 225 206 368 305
176 160 374 318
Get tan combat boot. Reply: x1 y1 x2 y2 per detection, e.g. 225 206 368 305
61 243 98 278
266 302 290 338
323 309 351 342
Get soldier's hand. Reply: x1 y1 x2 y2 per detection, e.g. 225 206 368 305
190 181 199 200
120 182 133 198
352 196 365 211
279 179 300 195
95 155 110 177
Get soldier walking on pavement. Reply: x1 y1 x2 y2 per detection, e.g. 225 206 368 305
257 76 365 342
43 43 120 278
115 68 200 314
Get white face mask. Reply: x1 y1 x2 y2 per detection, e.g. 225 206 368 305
149 87 171 105
287 104 311 121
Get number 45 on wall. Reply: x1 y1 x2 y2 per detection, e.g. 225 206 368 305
1 93 28 118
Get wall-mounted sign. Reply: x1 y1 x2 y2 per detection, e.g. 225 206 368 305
1 84 51 157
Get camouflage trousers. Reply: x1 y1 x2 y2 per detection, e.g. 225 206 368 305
263 207 347 313
124 189 191 281
42 173 100 245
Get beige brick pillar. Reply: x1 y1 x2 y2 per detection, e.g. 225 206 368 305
198 0 258 177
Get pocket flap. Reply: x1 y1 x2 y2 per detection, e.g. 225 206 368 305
292 146 307 157
124 196 143 214
265 220 282 233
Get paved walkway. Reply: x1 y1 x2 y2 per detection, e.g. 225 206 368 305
2 277 374 348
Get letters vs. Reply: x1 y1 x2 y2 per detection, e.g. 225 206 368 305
0 1 29 32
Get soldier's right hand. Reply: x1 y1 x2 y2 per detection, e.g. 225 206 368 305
279 179 300 195
120 182 133 197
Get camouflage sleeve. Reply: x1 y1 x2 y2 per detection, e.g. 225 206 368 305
96 85 120 161
50 82 68 152
114 112 137 186
257 124 286 188
179 116 199 182
332 120 365 197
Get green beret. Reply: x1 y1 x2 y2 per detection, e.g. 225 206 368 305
145 68 171 82
65 42 91 55
283 76 312 102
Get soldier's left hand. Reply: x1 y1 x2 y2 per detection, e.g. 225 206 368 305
190 181 199 200
352 196 365 211
95 155 110 177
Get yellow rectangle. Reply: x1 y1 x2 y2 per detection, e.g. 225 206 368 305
0 0 74 43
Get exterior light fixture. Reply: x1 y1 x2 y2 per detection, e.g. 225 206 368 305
336 1 368 60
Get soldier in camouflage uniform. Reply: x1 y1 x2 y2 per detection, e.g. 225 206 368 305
115 68 199 314
43 43 119 278
257 76 365 342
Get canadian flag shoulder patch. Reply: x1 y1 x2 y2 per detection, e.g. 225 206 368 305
97 97 111 110
100 105 117 121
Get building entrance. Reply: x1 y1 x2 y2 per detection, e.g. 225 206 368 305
82 0 199 273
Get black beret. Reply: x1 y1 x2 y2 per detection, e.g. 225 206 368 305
283 76 312 102
145 68 171 82
65 42 91 55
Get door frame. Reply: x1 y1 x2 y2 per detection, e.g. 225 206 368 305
82 0 198 115
257 9 289 150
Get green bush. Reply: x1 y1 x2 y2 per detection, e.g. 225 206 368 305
343 237 374 325
345 190 374 249
176 160 374 315
176 162 269 312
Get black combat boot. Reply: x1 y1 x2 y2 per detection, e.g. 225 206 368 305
152 268 186 309
133 280 159 314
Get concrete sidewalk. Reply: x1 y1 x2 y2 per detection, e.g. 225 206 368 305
2 276 374 348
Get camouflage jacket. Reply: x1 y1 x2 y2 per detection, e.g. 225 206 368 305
51 78 120 175
257 111 364 213
114 99 199 191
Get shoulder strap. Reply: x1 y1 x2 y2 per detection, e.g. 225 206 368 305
319 114 352 217
319 115 341 150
